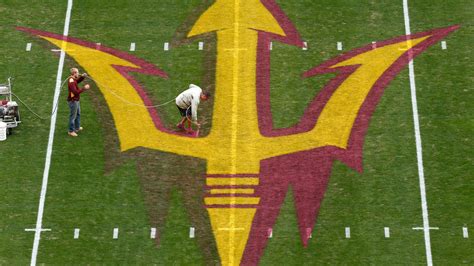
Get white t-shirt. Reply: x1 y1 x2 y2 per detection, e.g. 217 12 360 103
175 84 202 121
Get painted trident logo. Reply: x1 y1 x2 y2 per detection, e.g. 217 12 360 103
18 0 458 264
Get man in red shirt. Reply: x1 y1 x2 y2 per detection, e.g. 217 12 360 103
67 67 90 137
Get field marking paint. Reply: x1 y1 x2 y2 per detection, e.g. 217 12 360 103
302 41 308 50
189 227 195 238
345 227 351 238
337 41 343 50
30 1 74 265
441 41 447 50
26 43 32 51
413 227 439 230
403 1 433 265
74 228 80 239
113 228 119 239
463 227 468 238
269 42 273 50
25 228 51 232
150 228 156 239
384 227 390 238
164 42 169 51
199 41 204 50
268 228 273 238
130 42 136 51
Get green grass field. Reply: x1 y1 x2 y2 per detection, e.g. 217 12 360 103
0 0 472 265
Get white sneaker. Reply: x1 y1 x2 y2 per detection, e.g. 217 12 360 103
68 131 78 137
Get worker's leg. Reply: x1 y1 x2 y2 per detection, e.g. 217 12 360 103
68 101 78 133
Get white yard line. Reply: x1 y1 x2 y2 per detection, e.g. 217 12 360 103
150 228 157 239
345 227 351 238
402 1 433 265
189 227 195 238
74 228 80 239
30 1 74 265
384 227 390 238
113 228 119 239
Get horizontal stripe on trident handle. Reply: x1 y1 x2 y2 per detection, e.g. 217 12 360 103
204 174 260 266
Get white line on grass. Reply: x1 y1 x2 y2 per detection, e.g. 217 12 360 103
113 228 119 239
199 41 204 50
345 227 351 238
268 228 273 238
384 227 390 238
403 1 433 265
150 228 156 239
25 228 51 232
30 1 74 265
441 41 447 50
412 227 438 230
337 41 343 50
269 42 273 51
189 227 195 238
130 42 136 51
74 228 80 239
164 42 169 51
463 227 469 238
302 41 308 50
26 43 32 51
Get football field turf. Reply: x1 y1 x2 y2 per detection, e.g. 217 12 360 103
0 0 472 265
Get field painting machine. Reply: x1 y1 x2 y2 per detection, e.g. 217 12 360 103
0 78 21 136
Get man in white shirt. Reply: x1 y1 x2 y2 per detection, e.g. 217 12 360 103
175 84 210 132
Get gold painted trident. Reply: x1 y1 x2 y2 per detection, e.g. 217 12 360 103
18 0 458 263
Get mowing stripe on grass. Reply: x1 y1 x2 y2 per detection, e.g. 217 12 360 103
74 228 80 239
150 228 156 239
403 1 433 265
30 1 74 265
463 227 468 238
384 227 390 238
26 43 32 51
345 227 351 238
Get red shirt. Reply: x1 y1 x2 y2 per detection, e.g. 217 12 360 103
67 75 85 101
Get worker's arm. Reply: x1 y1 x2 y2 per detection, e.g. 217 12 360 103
191 98 199 122
68 78 84 96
